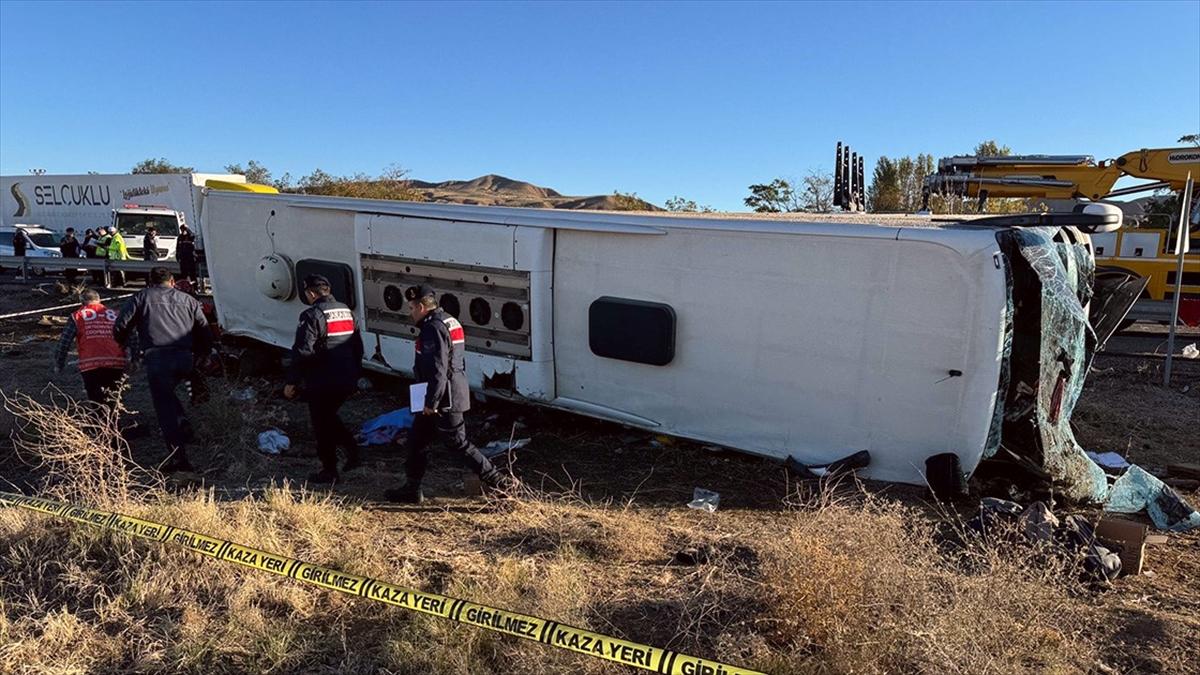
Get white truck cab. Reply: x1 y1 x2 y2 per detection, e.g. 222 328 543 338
113 204 186 260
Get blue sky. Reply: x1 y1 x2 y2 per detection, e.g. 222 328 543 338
1 0 1197 211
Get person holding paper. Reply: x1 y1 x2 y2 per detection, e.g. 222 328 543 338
284 274 364 484
385 284 516 504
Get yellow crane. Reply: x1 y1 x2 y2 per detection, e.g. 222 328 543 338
924 146 1199 206
924 146 1200 311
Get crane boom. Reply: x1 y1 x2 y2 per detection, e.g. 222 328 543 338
924 146 1200 208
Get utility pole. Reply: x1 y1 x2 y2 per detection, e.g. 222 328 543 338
1163 173 1193 386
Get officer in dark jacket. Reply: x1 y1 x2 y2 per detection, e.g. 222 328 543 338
114 267 212 472
385 285 515 504
284 275 364 484
176 224 198 283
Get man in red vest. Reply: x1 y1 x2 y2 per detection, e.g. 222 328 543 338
52 289 131 407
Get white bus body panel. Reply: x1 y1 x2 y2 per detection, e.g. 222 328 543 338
552 226 1005 483
200 192 1009 485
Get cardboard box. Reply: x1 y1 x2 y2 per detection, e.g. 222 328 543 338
1096 517 1149 576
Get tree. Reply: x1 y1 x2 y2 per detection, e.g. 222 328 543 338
1178 133 1199 147
799 169 833 213
131 158 193 174
744 179 795 213
867 157 902 212
611 190 648 211
664 196 713 213
973 140 1011 157
224 159 280 187
294 165 420 201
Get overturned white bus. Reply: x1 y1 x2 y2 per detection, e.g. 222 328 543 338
198 192 1135 501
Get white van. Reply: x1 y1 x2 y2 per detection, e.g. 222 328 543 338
0 225 63 276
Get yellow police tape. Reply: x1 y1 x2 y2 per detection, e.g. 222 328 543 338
0 491 764 675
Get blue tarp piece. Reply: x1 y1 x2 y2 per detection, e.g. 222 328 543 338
359 407 414 445
1106 465 1200 532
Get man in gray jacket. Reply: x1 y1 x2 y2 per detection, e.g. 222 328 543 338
385 284 515 503
114 267 211 472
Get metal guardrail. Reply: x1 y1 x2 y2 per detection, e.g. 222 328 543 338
0 256 207 288
0 256 184 273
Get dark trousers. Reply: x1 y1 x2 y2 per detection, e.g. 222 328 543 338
179 254 198 283
87 251 104 285
405 411 495 485
307 388 358 472
81 367 123 408
144 348 192 451
110 269 125 287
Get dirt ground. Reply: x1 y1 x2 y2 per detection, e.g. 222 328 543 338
1 275 1198 673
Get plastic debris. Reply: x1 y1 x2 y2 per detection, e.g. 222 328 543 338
968 498 1122 580
1086 451 1131 472
229 388 256 402
1182 343 1199 359
1106 465 1200 532
359 407 415 445
257 429 290 455
687 487 720 513
480 437 531 459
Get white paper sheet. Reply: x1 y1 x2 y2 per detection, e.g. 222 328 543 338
409 383 427 412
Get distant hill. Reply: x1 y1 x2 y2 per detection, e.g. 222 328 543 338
407 174 660 211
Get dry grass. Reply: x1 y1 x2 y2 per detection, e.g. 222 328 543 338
0 380 1194 674
756 491 1100 673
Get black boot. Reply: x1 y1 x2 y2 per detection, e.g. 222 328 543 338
384 483 424 504
482 471 522 496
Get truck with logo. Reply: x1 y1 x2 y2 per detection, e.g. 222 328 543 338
1 173 248 260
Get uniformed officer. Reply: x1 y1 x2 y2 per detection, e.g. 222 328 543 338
284 274 364 484
106 226 129 287
385 284 517 504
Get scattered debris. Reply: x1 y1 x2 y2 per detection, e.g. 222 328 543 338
687 487 720 513
969 498 1122 580
785 450 871 480
229 388 256 402
480 437 531 459
1086 451 1131 472
36 315 67 326
359 407 414 445
1095 517 1149 576
672 543 716 565
1181 343 1198 359
1106 465 1200 532
257 429 290 455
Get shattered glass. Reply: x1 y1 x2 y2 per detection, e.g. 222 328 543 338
1006 228 1107 502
